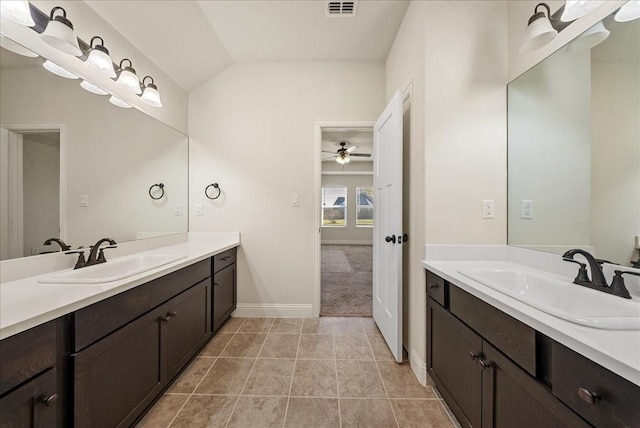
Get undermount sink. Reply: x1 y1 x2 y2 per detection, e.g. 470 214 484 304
458 267 640 331
39 253 187 284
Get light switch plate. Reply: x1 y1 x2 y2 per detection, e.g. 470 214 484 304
521 200 534 219
195 204 203 216
174 203 182 216
80 195 88 207
291 194 300 207
482 200 495 219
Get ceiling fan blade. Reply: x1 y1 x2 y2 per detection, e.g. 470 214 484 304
350 153 371 157
346 145 359 153
323 155 338 160
322 150 337 154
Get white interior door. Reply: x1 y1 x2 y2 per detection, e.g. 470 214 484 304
0 127 24 260
373 91 403 362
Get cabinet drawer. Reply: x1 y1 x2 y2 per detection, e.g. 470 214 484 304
449 286 537 376
552 342 640 428
426 271 447 307
0 321 57 395
73 259 210 352
213 247 237 273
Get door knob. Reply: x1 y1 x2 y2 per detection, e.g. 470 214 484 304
385 235 396 244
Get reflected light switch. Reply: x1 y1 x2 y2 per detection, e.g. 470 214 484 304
521 200 534 219
291 194 300 207
80 195 88 207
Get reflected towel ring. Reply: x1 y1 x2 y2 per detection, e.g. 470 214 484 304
149 183 165 200
205 183 221 200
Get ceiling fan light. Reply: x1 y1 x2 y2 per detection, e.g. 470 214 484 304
43 60 78 79
0 0 35 27
615 1 640 22
109 95 132 108
40 7 82 56
0 34 38 57
80 80 108 95
561 0 606 22
336 155 350 165
84 36 116 78
140 76 162 107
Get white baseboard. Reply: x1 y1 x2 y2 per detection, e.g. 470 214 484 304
233 303 313 318
321 240 373 245
410 348 428 386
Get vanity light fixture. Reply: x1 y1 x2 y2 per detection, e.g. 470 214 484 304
140 76 162 108
40 7 82 56
615 0 640 22
561 0 606 22
0 0 35 27
520 3 558 53
109 95 132 109
566 20 610 53
80 80 108 95
84 36 116 78
115 58 142 94
0 33 38 57
43 60 78 79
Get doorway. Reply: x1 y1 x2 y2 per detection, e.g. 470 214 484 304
0 125 66 260
314 123 375 317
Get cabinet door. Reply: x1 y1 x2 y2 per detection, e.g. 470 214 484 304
481 342 589 428
73 305 167 428
0 368 57 428
213 263 236 332
427 298 482 428
166 279 212 380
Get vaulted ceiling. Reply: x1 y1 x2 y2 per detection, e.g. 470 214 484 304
85 0 409 92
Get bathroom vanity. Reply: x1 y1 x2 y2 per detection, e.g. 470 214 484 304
0 235 239 427
424 254 640 428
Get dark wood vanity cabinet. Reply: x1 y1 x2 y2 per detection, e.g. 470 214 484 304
0 369 58 428
426 271 602 428
212 248 237 332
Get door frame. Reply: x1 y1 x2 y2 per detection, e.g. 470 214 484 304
0 123 68 244
312 120 376 317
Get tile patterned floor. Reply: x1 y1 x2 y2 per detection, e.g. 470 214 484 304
137 317 457 428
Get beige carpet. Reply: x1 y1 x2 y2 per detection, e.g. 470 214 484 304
321 244 372 317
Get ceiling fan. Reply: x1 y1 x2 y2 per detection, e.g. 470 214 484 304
322 141 371 164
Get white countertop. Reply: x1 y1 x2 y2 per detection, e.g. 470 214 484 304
422 257 640 387
1 233 240 340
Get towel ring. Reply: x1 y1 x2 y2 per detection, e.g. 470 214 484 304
149 183 165 200
205 183 221 200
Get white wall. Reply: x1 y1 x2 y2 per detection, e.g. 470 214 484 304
22 136 60 256
386 0 508 383
591 61 640 265
508 48 592 248
1 65 188 248
189 62 385 313
321 173 373 244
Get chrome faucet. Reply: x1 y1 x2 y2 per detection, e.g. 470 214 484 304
43 237 71 251
86 238 117 266
562 249 632 299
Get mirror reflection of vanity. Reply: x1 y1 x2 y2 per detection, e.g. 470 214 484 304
508 14 640 267
0 37 188 261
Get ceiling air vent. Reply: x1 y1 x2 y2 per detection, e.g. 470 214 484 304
326 1 358 17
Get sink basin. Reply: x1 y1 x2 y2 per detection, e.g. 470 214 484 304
39 254 187 284
458 267 640 330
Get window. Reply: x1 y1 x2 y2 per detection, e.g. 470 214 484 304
322 187 347 226
356 187 374 226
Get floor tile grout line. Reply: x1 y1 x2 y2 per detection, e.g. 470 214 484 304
366 329 400 428
223 318 274 428
332 332 343 428
281 323 303 428
167 392 441 400
166 317 247 428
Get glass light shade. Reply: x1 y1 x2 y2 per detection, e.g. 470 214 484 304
615 1 640 22
43 60 78 79
80 80 108 95
520 15 558 53
336 155 350 165
41 18 82 56
116 69 142 94
109 95 132 108
140 85 162 108
561 0 606 22
85 47 116 78
566 21 610 53
0 1 35 27
0 34 38 57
